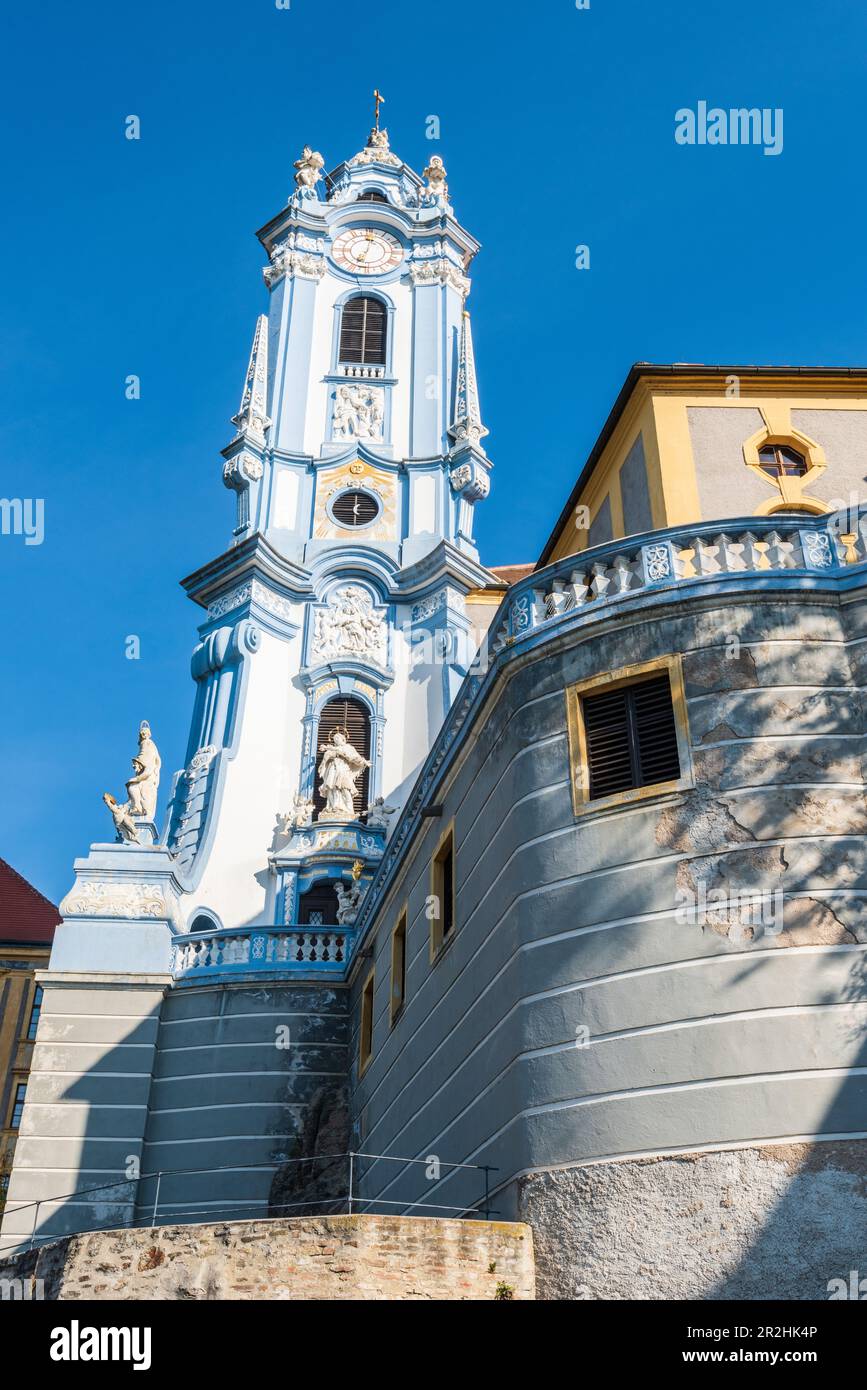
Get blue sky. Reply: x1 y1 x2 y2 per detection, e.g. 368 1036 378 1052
2 0 866 901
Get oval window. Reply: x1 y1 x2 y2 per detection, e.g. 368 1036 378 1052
332 489 380 527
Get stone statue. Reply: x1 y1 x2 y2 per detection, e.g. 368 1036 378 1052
102 792 140 845
422 155 448 202
317 728 370 821
282 792 315 832
364 796 397 832
293 145 324 196
335 877 364 926
125 721 161 819
103 721 161 842
335 860 366 924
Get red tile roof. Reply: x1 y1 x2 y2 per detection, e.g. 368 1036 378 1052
0 858 61 945
489 563 536 586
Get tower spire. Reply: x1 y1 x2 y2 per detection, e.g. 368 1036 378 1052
450 310 488 454
231 314 270 444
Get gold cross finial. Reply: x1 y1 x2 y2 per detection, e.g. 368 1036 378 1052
373 88 385 130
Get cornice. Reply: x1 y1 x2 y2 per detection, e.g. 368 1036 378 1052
182 534 314 610
392 539 502 600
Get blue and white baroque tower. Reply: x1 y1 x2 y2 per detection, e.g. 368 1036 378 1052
59 116 495 977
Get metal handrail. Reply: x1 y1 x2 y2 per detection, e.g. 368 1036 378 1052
0 1151 499 1251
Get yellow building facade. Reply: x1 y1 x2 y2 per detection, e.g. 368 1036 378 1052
0 860 59 1213
540 364 867 566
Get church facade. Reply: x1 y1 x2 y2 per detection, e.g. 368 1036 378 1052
3 119 866 1300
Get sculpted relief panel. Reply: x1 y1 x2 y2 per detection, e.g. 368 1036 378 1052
312 585 387 667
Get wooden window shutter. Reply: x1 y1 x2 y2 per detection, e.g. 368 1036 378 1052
583 674 680 800
339 296 386 365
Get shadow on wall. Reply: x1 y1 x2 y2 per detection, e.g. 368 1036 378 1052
708 947 867 1301
1 1012 161 1251
267 1085 349 1217
1 992 352 1252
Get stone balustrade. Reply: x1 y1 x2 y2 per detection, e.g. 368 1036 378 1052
172 923 353 979
497 513 865 648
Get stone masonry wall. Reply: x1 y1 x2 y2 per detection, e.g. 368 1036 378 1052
0 1215 534 1301
520 1140 867 1301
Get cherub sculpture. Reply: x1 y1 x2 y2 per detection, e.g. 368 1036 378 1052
281 792 315 833
364 795 397 832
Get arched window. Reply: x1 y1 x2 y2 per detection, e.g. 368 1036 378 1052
339 296 386 366
357 190 388 202
298 881 340 925
313 696 371 820
758 444 808 478
189 912 221 935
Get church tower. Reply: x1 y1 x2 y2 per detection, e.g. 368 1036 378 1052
163 111 496 939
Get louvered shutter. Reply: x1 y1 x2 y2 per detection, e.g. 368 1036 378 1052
332 490 379 527
632 675 681 787
583 674 680 800
339 296 386 365
313 697 371 819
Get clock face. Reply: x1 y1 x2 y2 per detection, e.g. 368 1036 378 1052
331 227 403 275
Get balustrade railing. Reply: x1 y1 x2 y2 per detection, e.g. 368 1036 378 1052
492 513 867 652
172 923 354 978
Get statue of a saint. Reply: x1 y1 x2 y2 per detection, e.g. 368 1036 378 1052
125 721 161 819
317 728 370 821
422 155 448 202
293 145 324 195
103 720 161 842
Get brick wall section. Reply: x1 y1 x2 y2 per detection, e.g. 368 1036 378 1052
0 1215 535 1300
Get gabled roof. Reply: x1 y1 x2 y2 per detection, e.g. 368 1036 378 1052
0 857 61 946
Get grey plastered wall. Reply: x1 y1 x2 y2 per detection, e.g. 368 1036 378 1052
688 404 867 521
687 406 770 519
0 977 167 1253
587 496 613 549
791 408 867 504
619 434 653 537
349 584 867 1293
134 980 349 1224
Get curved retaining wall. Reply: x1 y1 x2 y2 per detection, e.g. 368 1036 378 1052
134 981 349 1226
349 581 867 1297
